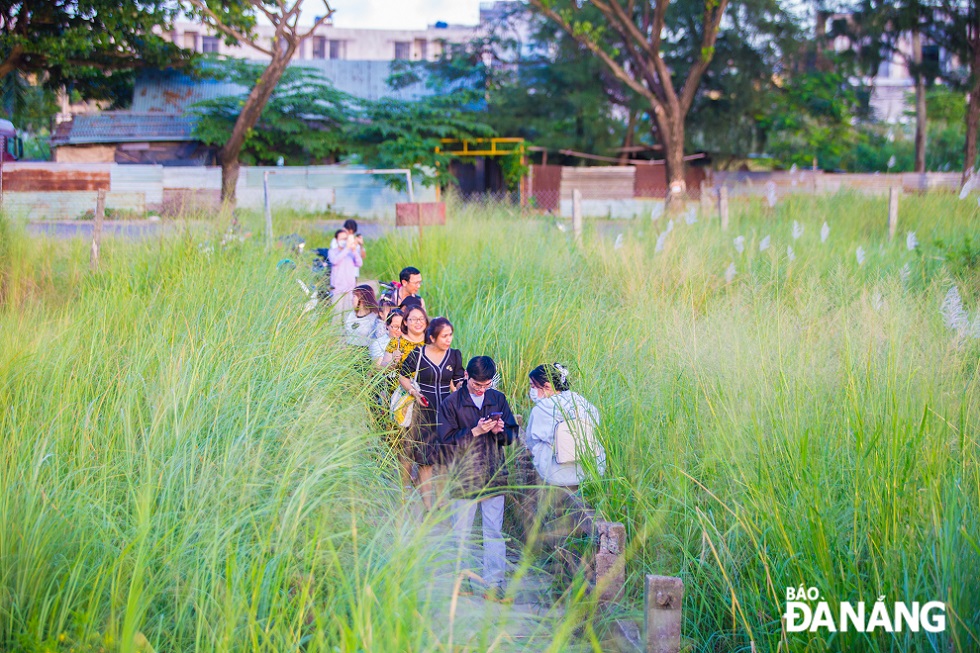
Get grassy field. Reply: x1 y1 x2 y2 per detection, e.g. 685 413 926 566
2 192 979 652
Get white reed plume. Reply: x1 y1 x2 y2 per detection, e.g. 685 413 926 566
900 263 911 285
614 233 624 249
725 262 736 284
556 221 567 232
821 222 830 243
651 203 664 221
666 219 674 233
685 207 698 224
872 291 884 311
906 231 918 251
941 286 970 335
297 279 312 296
787 246 796 261
655 231 668 253
792 221 803 240
302 297 319 315
734 236 745 254
759 235 771 251
856 246 866 266
765 181 777 208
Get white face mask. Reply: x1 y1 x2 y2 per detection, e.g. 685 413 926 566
528 388 540 403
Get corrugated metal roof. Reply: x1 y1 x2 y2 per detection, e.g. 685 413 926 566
131 62 431 114
131 69 246 113
293 60 430 102
50 112 197 146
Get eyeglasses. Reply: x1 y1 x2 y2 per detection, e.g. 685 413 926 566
406 317 427 324
469 379 493 390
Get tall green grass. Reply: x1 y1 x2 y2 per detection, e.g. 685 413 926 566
0 217 577 653
2 191 979 652
363 192 980 652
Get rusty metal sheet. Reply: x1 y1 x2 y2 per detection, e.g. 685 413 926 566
3 168 110 191
395 202 445 226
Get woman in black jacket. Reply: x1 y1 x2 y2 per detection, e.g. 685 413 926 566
399 317 464 510
437 356 518 599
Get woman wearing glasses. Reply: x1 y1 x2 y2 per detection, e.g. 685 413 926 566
399 316 464 510
382 305 428 368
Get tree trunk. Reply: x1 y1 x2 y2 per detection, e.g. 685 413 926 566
221 158 240 209
217 50 293 207
964 23 980 184
0 46 23 80
912 28 927 174
658 113 686 210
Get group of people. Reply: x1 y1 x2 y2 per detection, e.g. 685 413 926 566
325 222 607 601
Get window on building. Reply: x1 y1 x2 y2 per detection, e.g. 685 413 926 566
202 36 220 54
394 41 411 60
414 39 428 60
328 39 344 60
183 31 198 51
313 36 326 59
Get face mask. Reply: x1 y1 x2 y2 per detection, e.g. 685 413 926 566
337 240 348 249
528 388 540 403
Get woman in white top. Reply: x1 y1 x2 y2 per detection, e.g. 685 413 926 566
369 308 402 364
344 285 380 348
524 362 605 488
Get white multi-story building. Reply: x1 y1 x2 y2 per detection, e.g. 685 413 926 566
820 12 951 124
164 19 479 62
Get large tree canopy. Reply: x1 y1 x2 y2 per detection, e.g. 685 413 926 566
0 1 190 103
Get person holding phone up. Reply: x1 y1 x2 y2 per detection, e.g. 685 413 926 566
437 356 518 601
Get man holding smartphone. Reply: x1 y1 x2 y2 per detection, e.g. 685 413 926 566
437 356 518 601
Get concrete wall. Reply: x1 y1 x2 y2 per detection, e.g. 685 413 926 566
1 163 435 220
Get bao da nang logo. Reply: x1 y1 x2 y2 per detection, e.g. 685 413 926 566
783 587 946 633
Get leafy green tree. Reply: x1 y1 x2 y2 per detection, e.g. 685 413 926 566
528 0 729 206
349 92 496 187
388 9 637 167
851 0 944 172
189 61 352 166
935 0 980 181
0 1 189 105
685 0 807 163
183 0 335 206
758 70 863 169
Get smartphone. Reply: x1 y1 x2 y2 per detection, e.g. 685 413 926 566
418 395 430 408
488 411 503 420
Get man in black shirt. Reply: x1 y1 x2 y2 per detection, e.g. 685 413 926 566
383 266 425 312
438 356 518 601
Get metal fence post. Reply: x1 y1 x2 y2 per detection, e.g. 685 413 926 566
719 187 729 231
888 186 900 240
90 189 106 270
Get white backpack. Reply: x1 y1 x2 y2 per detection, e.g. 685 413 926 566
552 403 600 465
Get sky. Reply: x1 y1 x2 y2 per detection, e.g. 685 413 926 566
318 0 484 30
